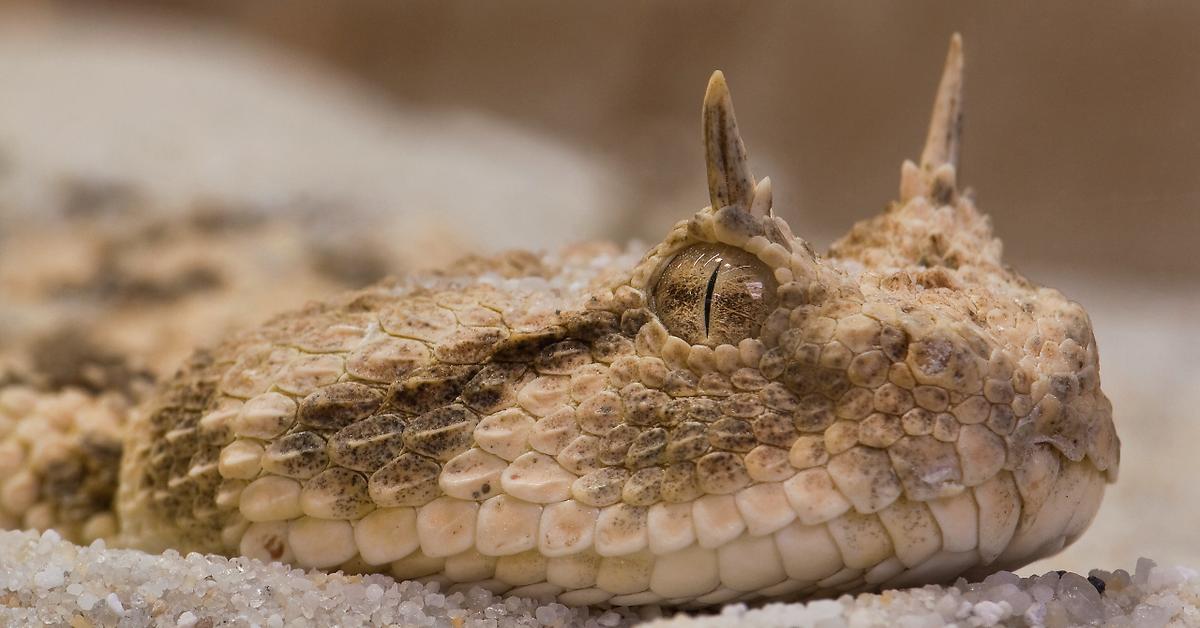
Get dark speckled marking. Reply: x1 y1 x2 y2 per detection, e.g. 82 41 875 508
880 325 910 361
461 364 528 414
590 334 634 363
708 417 757 452
138 347 227 548
887 435 963 500
780 362 820 396
621 385 669 426
263 431 330 479
535 340 592 375
619 308 654 337
561 310 620 341
599 424 639 466
752 412 799 448
368 452 441 507
304 467 373 518
298 382 384 430
625 427 667 469
384 364 479 415
574 467 628 507
402 404 479 461
623 468 664 506
660 462 702 503
663 370 699 397
490 328 566 363
327 414 407 473
42 434 124 524
665 421 710 463
695 451 750 494
794 395 836 433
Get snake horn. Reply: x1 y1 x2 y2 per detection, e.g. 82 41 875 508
703 71 757 213
920 33 965 175
901 34 965 203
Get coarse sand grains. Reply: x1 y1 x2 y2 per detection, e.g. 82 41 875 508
0 530 1196 627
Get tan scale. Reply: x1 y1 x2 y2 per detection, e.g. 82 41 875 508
0 385 127 544
0 33 1120 607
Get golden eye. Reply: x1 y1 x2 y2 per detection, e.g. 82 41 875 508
651 243 779 346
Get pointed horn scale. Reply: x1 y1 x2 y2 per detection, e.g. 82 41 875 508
749 177 773 216
919 34 964 174
703 71 756 212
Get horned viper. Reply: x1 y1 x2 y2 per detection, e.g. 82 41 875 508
0 35 1118 607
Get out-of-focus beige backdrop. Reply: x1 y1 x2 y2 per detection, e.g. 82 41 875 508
3 1 1198 578
121 0 1200 281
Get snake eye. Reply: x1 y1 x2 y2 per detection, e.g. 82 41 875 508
651 243 779 346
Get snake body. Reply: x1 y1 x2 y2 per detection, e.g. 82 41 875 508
0 35 1118 607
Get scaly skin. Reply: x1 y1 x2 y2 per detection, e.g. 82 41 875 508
5 35 1119 607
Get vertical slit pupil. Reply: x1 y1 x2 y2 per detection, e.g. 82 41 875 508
703 265 720 337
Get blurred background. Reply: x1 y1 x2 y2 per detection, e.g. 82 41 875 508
0 1 1196 580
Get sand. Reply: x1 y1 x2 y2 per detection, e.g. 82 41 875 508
0 530 1196 627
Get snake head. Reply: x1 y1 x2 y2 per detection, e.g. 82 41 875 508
587 33 1117 584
